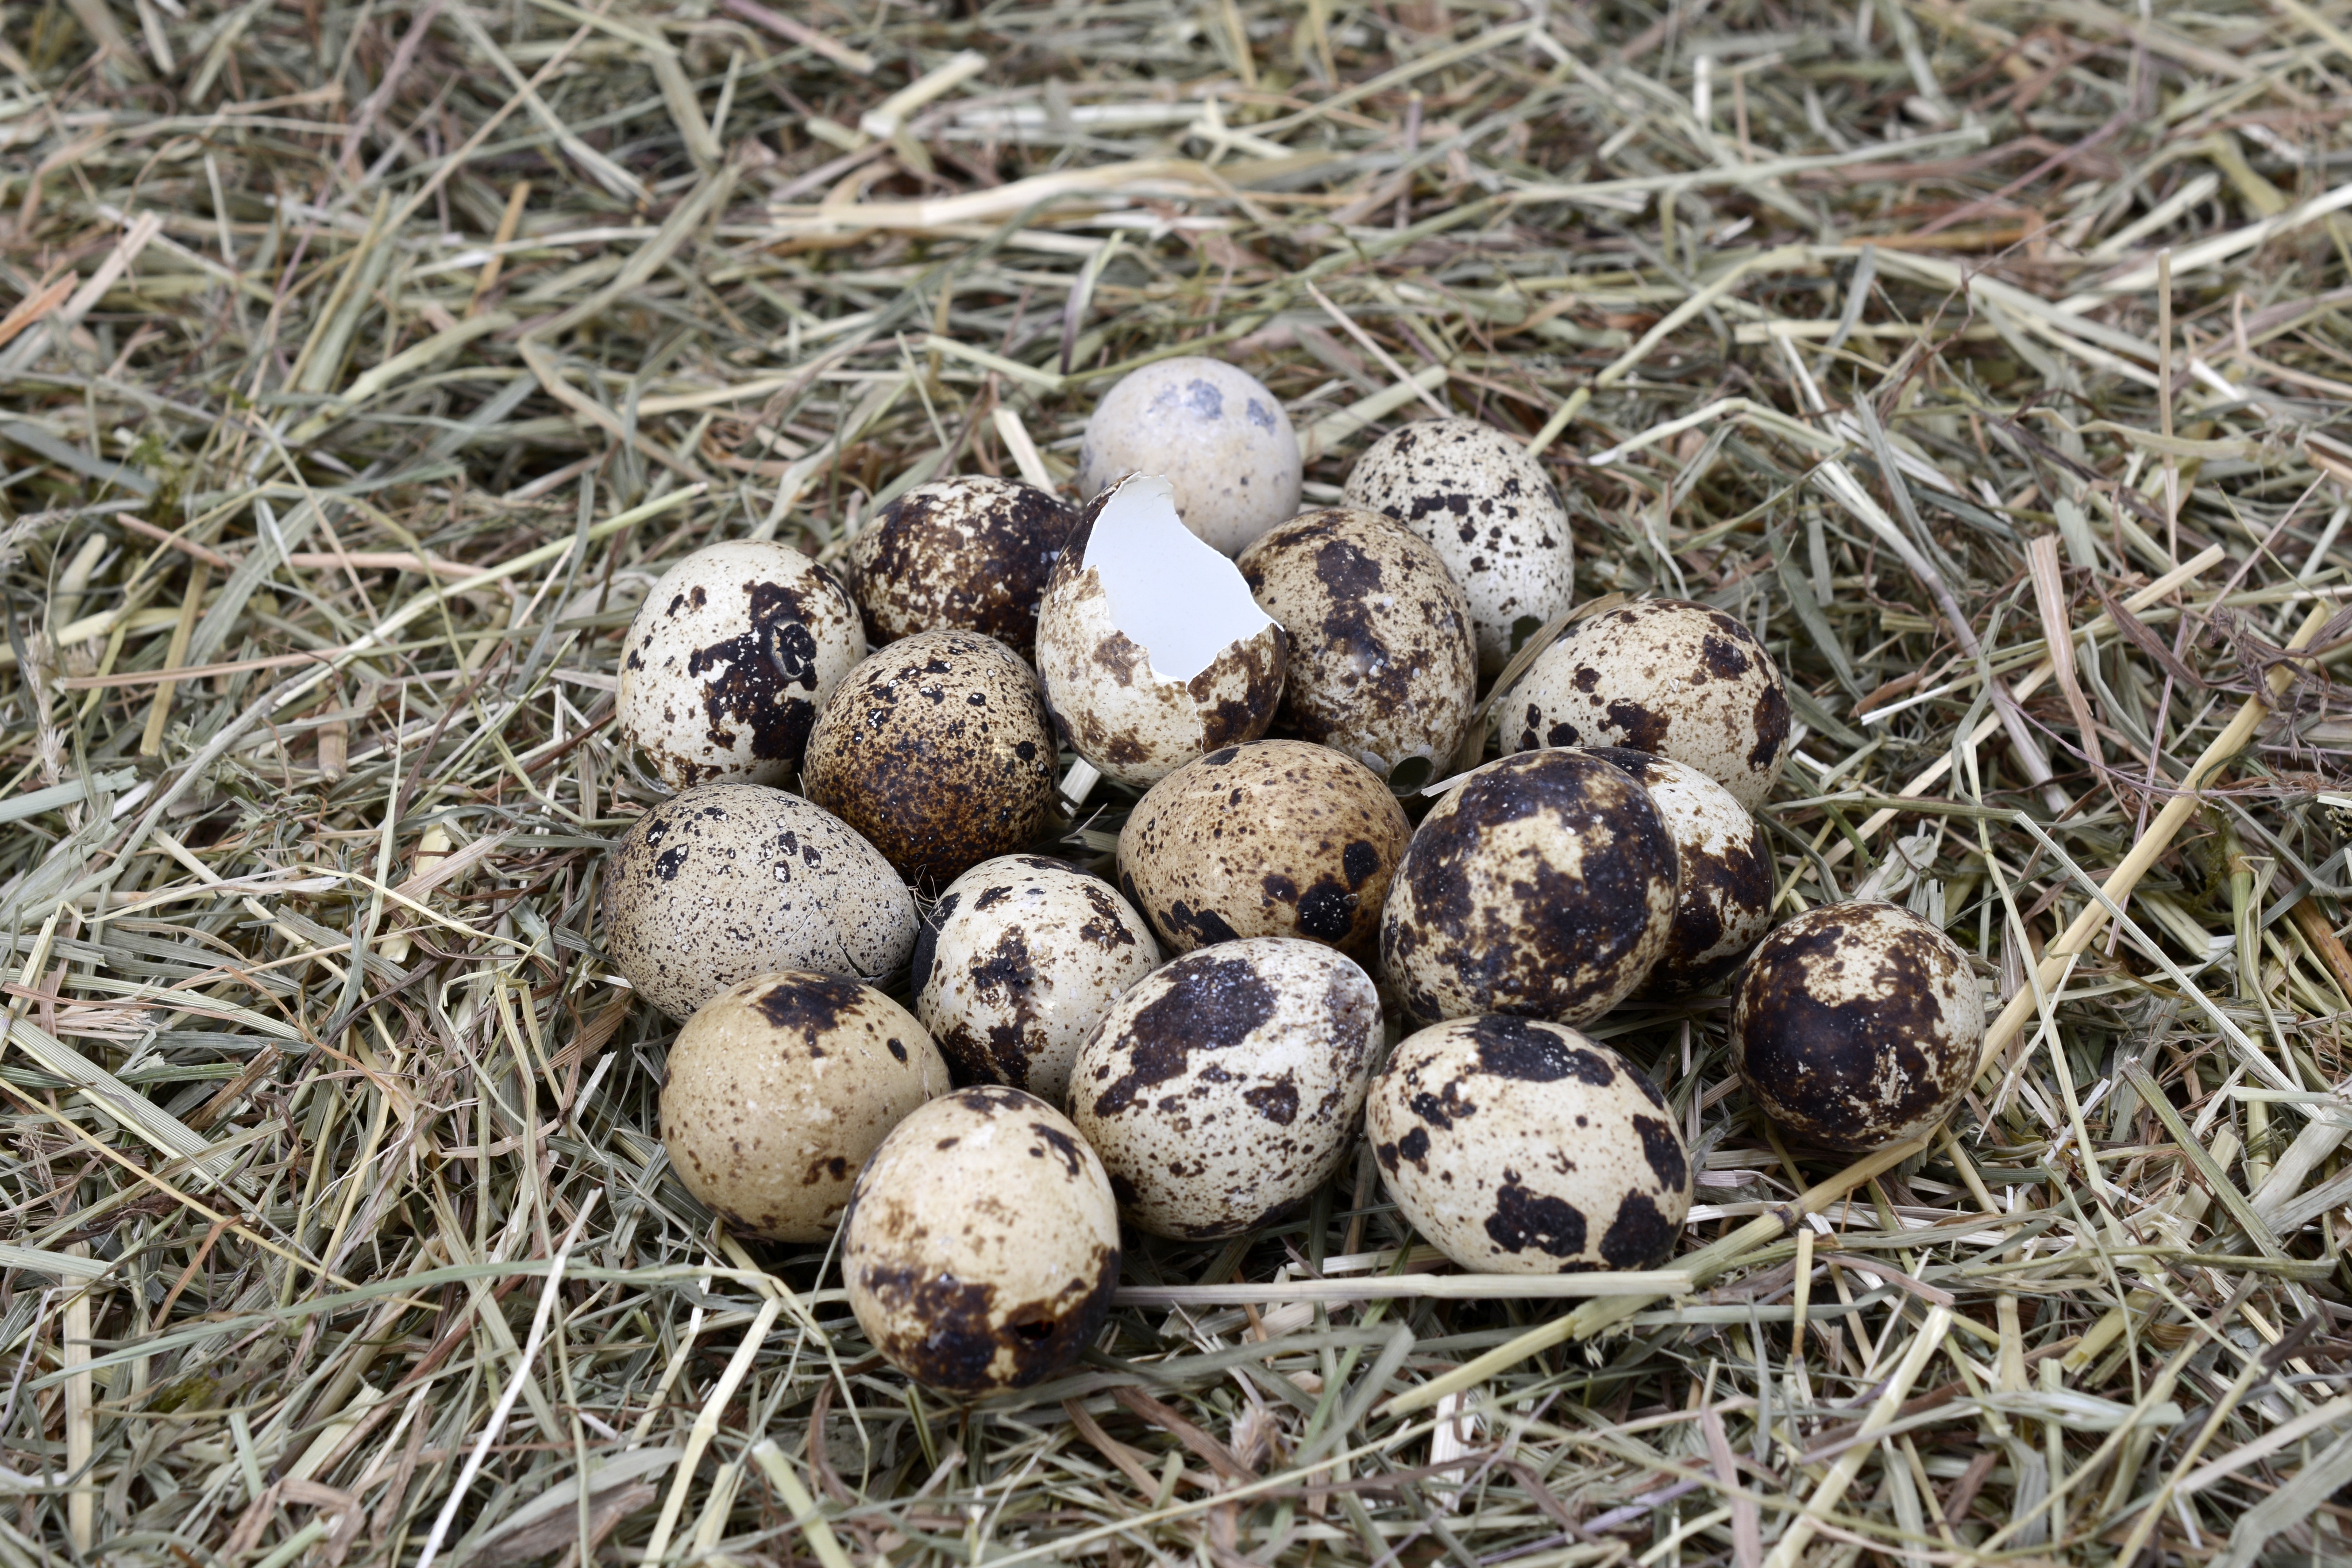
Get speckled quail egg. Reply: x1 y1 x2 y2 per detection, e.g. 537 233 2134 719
915 855 1162 1105
1236 507 1477 780
1072 938 1380 1239
1380 749 1678 1025
1729 901 1984 1152
844 1086 1120 1395
1578 748 1774 998
660 971 947 1242
847 476 1075 660
619 540 864 789
1501 598 1791 811
802 629 1058 886
1368 1015 1691 1273
603 782 918 1020
1078 357 1302 555
1034 474 1287 788
1118 740 1410 957
1341 419 1571 674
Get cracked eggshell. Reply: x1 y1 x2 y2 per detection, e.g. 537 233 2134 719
914 855 1162 1106
1501 598 1791 811
660 971 946 1242
1368 1015 1691 1274
1578 748 1773 997
847 476 1075 661
1729 901 1983 1152
603 782 918 1020
802 629 1059 887
1071 938 1380 1239
1379 749 1678 1026
619 540 864 789
844 1085 1120 1395
1117 740 1409 958
1034 474 1287 788
1077 357 1302 555
1340 419 1571 674
1236 508 1477 779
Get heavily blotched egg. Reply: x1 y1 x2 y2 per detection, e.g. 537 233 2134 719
1578 748 1774 997
1077 358 1302 555
847 476 1075 660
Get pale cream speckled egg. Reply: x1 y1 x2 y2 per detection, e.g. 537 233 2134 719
1577 748 1773 998
1078 358 1302 555
847 476 1074 660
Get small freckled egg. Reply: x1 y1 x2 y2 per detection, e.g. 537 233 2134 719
915 855 1162 1105
1341 419 1572 675
802 629 1059 886
1077 357 1302 555
1368 1014 1692 1273
1118 740 1410 957
660 971 947 1242
847 476 1076 661
1729 900 1984 1152
1072 938 1380 1239
1576 748 1774 997
618 540 864 789
1236 508 1477 779
1500 598 1791 811
1379 749 1678 1026
844 1085 1120 1395
602 782 917 1020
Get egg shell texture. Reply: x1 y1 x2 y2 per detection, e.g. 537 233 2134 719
1236 508 1477 778
602 783 917 1020
844 1086 1120 1394
1379 749 1679 1025
914 855 1162 1105
1077 358 1303 555
1340 418 1572 674
848 476 1074 660
1368 1015 1691 1273
1730 901 1984 1151
1503 599 1791 811
619 540 864 789
1579 748 1773 996
1072 938 1380 1239
1117 740 1409 958
659 972 946 1243
802 629 1058 886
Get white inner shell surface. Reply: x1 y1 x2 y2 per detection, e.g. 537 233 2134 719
1083 475 1278 684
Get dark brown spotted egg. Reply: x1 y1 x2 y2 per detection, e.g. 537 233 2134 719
1501 599 1791 811
1236 507 1477 780
843 1086 1119 1395
1579 748 1774 997
1071 938 1380 1239
1379 749 1678 1025
1078 357 1302 555
1118 740 1410 957
1729 901 1984 1152
618 540 864 789
1367 1015 1692 1273
915 855 1162 1105
603 783 918 1020
660 971 947 1242
1341 418 1571 675
847 476 1075 660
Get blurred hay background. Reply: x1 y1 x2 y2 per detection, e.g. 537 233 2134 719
4 0 2352 1563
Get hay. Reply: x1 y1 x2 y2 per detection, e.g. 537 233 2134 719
3 0 2352 1564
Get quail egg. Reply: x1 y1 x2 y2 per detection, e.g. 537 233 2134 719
659 971 946 1242
1730 900 1984 1151
1578 748 1774 997
1072 938 1380 1239
1118 740 1409 957
1078 357 1302 554
1380 749 1678 1025
1501 598 1791 811
915 855 1162 1105
1368 1015 1691 1272
844 1086 1120 1395
847 476 1075 660
603 782 918 1020
1341 418 1571 673
618 539 864 789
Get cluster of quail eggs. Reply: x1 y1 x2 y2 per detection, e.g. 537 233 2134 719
597 351 1987 1398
